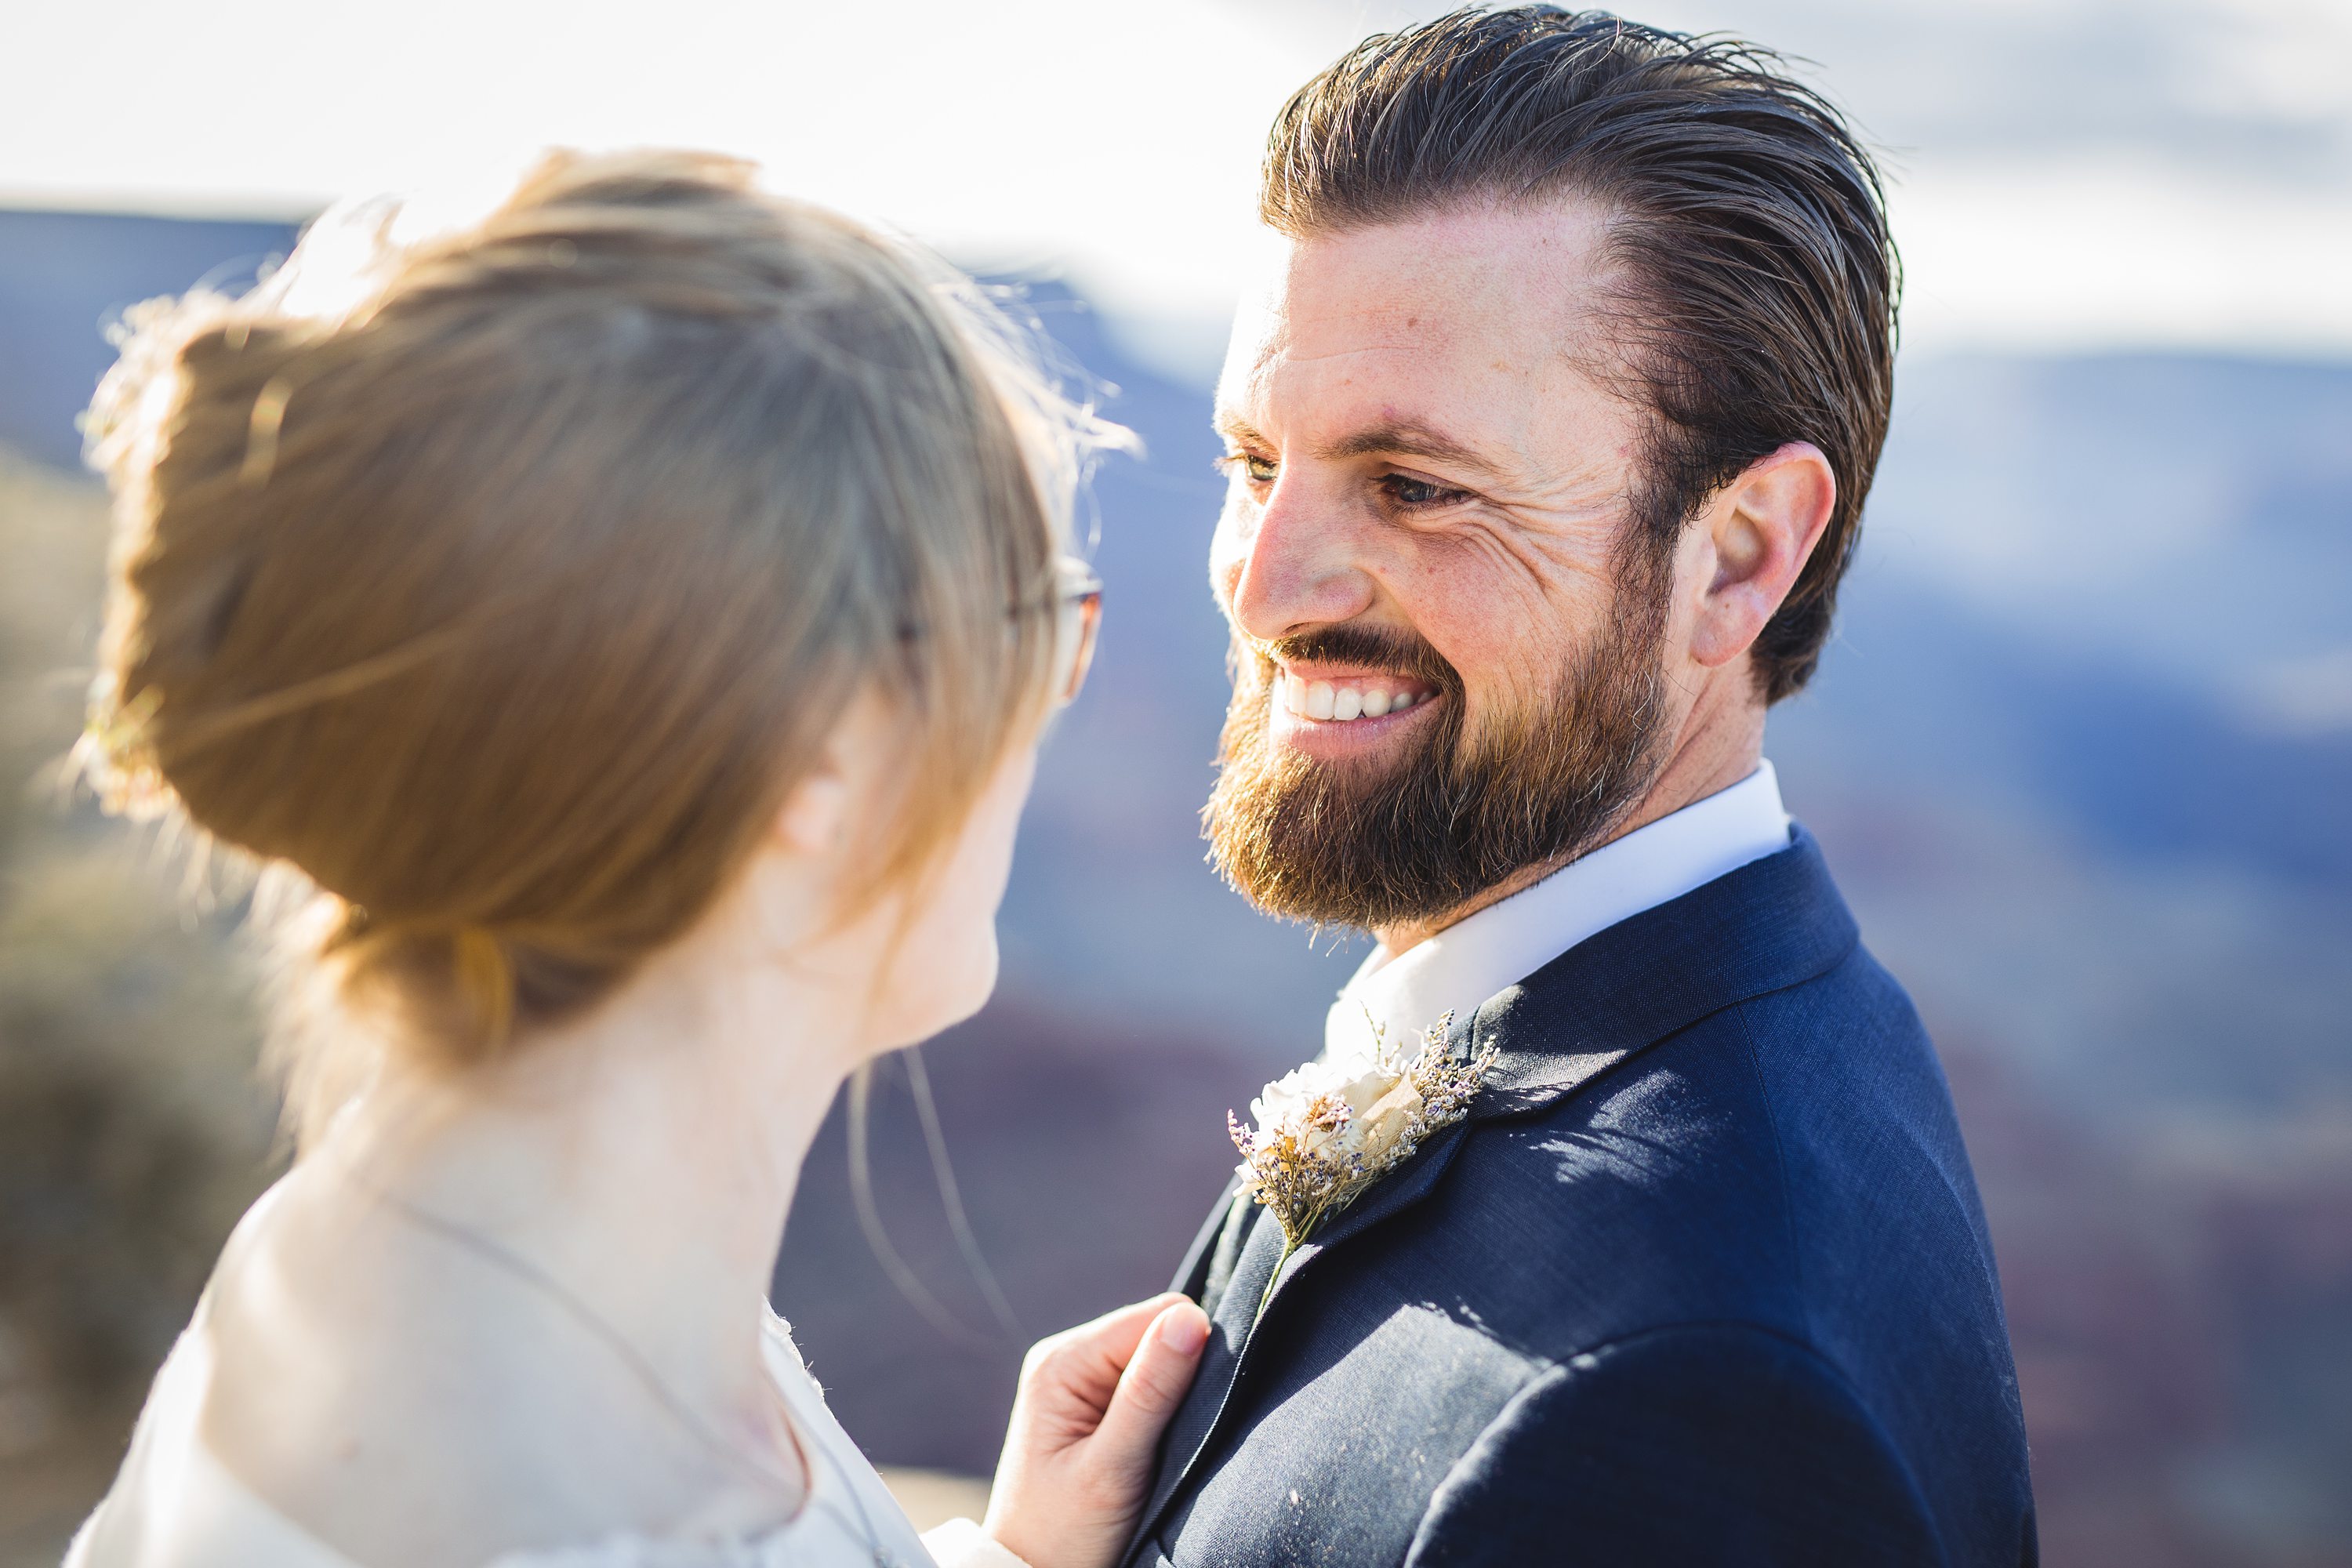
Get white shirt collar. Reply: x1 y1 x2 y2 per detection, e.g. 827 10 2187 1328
1324 760 1793 1061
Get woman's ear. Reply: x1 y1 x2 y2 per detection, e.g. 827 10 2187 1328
1688 441 1836 670
774 760 851 856
772 691 893 857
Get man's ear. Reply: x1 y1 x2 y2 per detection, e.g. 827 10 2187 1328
1688 441 1836 670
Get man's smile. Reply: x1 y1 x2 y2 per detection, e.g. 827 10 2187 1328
1266 656 1444 754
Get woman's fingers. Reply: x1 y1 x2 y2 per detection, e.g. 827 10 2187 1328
1035 1298 1185 1401
1087 1300 1211 1469
983 1296 1213 1568
1024 1294 1187 1425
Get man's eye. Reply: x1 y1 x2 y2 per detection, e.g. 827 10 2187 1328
1381 474 1465 509
1241 453 1279 485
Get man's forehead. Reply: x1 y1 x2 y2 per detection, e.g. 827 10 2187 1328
1217 200 1624 453
1232 200 1616 354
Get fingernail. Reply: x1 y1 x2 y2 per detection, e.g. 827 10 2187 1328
1160 1306 1210 1353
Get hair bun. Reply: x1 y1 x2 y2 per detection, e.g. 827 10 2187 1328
82 151 1109 1133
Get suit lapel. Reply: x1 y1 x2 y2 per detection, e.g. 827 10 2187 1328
1130 1121 1476 1553
1130 1200 1283 1554
1196 1191 1254 1319
1167 1174 1243 1304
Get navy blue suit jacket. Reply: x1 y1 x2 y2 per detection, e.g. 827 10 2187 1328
1127 829 2035 1566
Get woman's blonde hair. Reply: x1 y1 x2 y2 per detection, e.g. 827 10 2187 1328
79 151 1109 1136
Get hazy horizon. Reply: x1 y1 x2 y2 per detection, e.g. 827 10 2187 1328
5 0 2347 365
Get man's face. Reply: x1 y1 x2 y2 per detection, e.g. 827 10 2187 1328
1202 199 1686 931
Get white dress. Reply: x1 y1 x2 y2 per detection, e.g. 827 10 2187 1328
63 1296 1024 1568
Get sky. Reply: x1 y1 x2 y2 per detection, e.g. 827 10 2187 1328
3 0 2346 366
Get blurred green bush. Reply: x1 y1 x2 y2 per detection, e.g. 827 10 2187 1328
0 450 277 1560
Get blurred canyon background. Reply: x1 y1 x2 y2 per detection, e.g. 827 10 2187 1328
2 2 2347 1566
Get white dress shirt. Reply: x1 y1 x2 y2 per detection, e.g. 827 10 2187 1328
1325 760 1793 1061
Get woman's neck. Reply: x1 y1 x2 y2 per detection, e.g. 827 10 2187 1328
324 951 848 1440
206 917 869 1568
197 878 904 1564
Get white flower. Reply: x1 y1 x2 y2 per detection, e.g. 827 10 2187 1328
1226 1014 1497 1319
1246 1045 1402 1161
1353 1075 1425 1163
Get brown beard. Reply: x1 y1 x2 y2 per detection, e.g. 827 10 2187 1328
1201 561 1675 932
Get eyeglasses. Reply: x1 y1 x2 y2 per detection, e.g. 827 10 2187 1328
1049 556 1103 707
900 557 1101 707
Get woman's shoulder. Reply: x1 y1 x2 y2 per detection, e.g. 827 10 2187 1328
196 1179 826 1561
65 1314 370 1568
69 1308 912 1568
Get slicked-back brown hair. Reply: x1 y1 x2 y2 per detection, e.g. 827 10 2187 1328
1263 5 1898 701
80 151 1099 1134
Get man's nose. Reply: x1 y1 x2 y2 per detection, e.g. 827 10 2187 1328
1219 480 1377 644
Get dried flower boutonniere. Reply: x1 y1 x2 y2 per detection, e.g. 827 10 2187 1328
1226 1013 1497 1320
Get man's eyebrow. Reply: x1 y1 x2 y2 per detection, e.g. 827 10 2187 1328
1211 411 1269 448
1212 413 1511 482
1319 423 1507 478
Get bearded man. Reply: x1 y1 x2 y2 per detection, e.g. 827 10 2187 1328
1126 10 2036 1566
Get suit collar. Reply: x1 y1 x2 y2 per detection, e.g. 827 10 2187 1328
1327 761 1792 1063
1467 826 1857 1116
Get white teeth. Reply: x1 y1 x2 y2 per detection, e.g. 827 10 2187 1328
1276 673 1431 722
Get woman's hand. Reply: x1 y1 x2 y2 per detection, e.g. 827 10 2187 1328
981 1293 1211 1568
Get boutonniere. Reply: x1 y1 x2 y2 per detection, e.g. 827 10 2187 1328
1226 1012 1497 1320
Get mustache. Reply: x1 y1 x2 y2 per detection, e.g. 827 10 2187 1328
1243 623 1458 691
